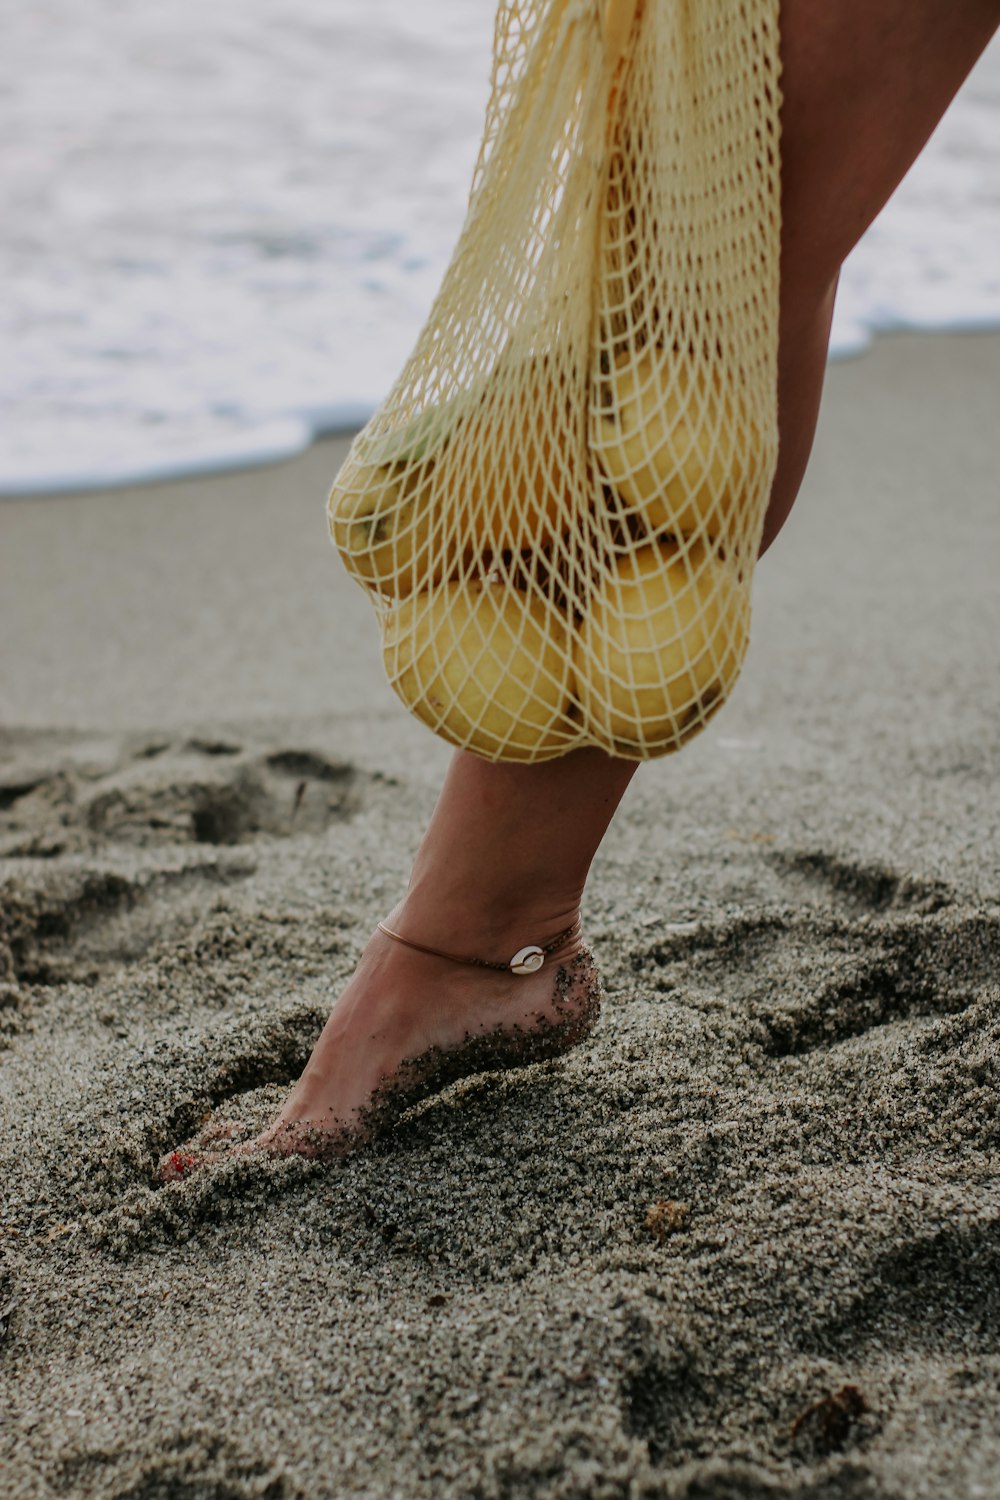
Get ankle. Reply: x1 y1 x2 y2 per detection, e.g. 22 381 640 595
386 888 584 966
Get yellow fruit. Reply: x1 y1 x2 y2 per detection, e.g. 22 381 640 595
328 454 458 599
574 540 748 756
330 358 576 593
444 359 574 555
383 581 580 762
594 351 755 541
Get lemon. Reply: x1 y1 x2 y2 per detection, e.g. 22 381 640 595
384 580 580 762
574 539 748 755
329 454 463 600
594 351 757 542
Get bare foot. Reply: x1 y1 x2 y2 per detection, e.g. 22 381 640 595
158 917 601 1179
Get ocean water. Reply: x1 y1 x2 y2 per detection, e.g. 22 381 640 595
3 1 999 495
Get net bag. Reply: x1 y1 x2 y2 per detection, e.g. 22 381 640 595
328 0 782 762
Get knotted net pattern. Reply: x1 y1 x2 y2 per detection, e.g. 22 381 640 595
328 0 782 761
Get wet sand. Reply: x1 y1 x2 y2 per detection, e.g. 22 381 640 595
1 332 999 1499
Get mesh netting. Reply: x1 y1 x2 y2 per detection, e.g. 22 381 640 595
328 0 782 762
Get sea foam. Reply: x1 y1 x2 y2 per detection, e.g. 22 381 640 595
3 1 998 495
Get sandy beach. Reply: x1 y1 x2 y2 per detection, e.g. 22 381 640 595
1 331 999 1499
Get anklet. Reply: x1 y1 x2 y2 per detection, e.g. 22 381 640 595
376 918 581 975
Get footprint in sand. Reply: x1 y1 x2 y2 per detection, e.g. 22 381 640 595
0 733 384 856
53 1432 291 1500
802 1210 1000 1361
629 854 997 1057
765 847 954 917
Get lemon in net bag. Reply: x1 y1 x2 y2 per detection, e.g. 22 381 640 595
328 0 781 761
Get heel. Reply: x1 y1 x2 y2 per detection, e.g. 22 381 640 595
536 944 604 1055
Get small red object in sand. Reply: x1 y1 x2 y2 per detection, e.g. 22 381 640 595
166 1152 197 1178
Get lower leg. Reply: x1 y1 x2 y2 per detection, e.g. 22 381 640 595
758 273 838 558
392 747 638 955
257 748 638 1144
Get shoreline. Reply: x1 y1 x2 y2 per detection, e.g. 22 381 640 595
2 321 998 502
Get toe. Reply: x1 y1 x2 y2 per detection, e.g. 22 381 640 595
157 1147 217 1183
196 1117 253 1148
257 1117 361 1162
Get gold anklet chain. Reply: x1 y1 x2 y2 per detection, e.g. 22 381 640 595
376 917 582 976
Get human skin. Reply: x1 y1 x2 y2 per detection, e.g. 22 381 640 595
162 0 1000 1167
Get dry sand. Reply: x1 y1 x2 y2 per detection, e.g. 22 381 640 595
1 331 998 1500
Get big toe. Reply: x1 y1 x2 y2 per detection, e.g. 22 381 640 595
157 1146 221 1183
156 1120 257 1182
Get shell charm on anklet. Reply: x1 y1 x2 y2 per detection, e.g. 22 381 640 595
376 919 581 976
509 946 546 975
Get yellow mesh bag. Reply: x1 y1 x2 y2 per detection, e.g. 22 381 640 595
328 0 782 761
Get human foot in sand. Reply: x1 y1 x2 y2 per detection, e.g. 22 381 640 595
158 748 634 1177
158 913 601 1175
